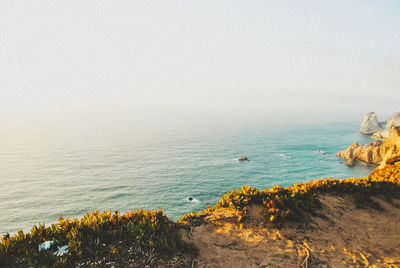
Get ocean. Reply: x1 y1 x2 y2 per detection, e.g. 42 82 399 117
0 122 375 235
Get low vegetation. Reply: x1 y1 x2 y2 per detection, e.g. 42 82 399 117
2 154 399 267
179 155 400 225
0 209 196 267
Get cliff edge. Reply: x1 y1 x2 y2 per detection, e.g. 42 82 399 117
185 195 400 267
181 156 400 267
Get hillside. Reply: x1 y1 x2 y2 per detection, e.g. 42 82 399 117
185 193 400 267
178 157 400 267
1 152 400 267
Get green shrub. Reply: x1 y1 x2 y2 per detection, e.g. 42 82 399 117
0 209 193 267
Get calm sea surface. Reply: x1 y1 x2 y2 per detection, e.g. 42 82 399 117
0 122 375 234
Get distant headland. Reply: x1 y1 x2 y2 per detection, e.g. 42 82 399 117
337 112 400 166
359 112 400 139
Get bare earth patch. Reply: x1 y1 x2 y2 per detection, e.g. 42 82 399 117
184 195 400 268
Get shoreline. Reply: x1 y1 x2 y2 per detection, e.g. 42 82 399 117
2 159 400 267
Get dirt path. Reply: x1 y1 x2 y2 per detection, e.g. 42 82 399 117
185 194 400 267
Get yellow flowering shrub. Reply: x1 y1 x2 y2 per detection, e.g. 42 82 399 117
180 160 400 225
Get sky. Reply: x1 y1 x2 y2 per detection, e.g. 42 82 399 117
1 0 399 132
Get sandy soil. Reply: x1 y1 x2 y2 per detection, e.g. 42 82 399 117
184 194 400 268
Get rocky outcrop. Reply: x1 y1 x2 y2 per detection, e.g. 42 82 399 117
336 140 386 166
372 129 390 139
359 112 384 135
337 126 400 166
379 127 400 169
386 112 400 130
360 112 400 138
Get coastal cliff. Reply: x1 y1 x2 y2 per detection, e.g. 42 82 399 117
359 112 384 135
2 142 400 267
359 112 400 138
179 156 400 267
374 112 400 138
337 126 400 166
185 191 400 267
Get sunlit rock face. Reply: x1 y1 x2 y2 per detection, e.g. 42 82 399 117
386 112 400 130
379 127 400 169
372 129 390 139
337 126 400 166
336 140 385 166
359 112 383 135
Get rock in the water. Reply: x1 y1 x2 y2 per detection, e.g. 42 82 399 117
386 112 400 130
337 126 400 166
237 157 250 162
359 112 383 135
336 140 385 166
346 158 355 166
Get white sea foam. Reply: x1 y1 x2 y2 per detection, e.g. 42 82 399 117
185 197 200 203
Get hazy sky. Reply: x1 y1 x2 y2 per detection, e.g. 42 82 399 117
1 0 399 131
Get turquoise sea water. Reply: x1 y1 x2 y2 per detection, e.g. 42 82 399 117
0 122 375 234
